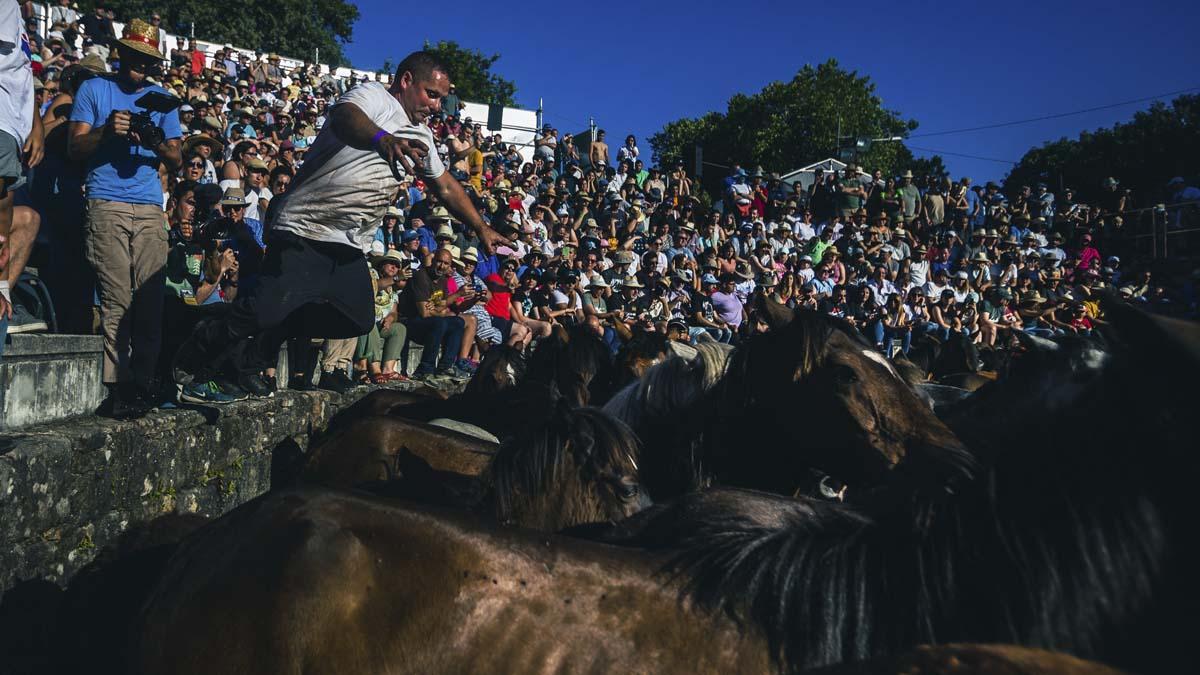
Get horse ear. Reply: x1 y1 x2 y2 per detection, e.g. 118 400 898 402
1013 330 1059 353
754 294 795 330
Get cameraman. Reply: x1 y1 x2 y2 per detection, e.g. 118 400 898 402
68 19 182 416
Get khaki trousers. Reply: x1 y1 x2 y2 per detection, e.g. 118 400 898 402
321 337 357 373
85 199 168 386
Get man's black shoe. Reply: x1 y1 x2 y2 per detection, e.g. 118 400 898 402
288 374 315 391
212 377 250 402
317 369 354 394
238 372 274 398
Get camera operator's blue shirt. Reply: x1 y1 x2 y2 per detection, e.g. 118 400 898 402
70 76 182 206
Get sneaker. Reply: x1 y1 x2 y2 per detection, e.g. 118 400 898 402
437 365 471 381
238 372 274 398
317 369 354 394
211 377 250 402
411 366 436 382
180 381 239 404
455 358 478 374
7 303 48 334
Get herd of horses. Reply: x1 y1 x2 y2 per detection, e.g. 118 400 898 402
5 295 1197 674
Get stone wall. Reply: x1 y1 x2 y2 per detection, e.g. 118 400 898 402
0 387 376 591
0 335 105 430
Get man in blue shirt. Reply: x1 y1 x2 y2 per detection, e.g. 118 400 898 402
68 18 182 416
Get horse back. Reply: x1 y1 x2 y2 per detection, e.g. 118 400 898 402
135 489 769 675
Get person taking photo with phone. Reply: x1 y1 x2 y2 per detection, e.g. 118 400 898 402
68 18 182 417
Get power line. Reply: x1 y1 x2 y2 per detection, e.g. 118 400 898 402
906 85 1200 139
907 146 1018 164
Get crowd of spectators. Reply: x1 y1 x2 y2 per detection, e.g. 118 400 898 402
4 2 1199 416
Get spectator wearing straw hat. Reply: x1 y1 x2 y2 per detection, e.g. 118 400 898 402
354 248 409 385
67 17 181 415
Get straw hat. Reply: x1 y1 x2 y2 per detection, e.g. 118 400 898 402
462 247 479 264
384 206 402 219
79 53 108 73
620 276 644 289
734 261 754 280
371 249 406 267
219 187 249 207
117 19 164 60
429 206 452 222
435 224 455 240
182 135 224 153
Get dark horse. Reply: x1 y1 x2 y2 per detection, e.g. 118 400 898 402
304 404 649 532
363 324 614 442
601 300 1199 673
607 306 969 500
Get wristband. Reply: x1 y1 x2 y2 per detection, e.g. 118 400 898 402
0 280 8 304
371 129 390 147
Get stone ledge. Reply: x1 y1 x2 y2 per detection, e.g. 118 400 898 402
0 380 445 591
3 334 104 358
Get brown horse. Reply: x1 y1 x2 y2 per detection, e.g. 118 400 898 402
133 488 770 675
304 404 649 533
304 415 499 485
609 300 971 500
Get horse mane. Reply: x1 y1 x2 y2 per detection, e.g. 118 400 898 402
722 311 868 403
488 405 641 528
602 342 730 431
525 324 614 406
602 341 733 499
659 464 1165 672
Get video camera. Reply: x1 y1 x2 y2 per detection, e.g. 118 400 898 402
129 91 183 150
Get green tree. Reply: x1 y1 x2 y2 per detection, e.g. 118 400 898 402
419 40 517 107
88 0 359 66
1005 95 1200 205
649 59 940 193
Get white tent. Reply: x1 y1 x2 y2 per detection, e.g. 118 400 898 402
778 158 849 192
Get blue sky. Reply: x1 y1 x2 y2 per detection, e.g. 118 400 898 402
345 0 1200 184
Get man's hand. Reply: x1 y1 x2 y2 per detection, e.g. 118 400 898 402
476 225 507 256
0 293 11 321
377 134 428 179
23 128 44 168
107 110 132 138
381 314 395 331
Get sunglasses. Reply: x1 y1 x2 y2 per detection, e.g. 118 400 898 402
187 161 204 168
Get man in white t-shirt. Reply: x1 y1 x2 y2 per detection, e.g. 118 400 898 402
1 3 45 354
174 51 504 395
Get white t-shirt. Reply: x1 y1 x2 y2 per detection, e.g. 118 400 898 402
245 185 273 222
0 3 34 148
269 82 445 251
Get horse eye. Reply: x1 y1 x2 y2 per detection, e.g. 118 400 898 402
618 483 640 499
834 365 859 384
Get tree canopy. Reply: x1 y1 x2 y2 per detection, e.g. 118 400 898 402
1004 95 1200 205
89 0 359 66
649 59 939 193
421 40 517 107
